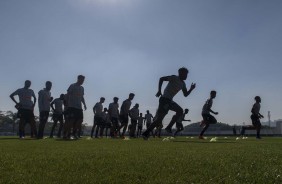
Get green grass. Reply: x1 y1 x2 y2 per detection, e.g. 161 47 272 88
0 136 281 184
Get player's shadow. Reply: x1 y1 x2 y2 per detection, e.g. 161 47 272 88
172 140 236 144
0 137 38 141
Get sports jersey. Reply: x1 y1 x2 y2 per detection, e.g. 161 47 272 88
202 99 213 115
130 107 139 120
163 75 187 100
138 117 144 126
11 88 36 110
93 102 103 117
38 89 51 112
67 83 84 109
252 102 261 115
145 113 153 124
108 103 119 118
120 99 132 115
52 98 63 114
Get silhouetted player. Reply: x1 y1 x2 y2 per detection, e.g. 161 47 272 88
67 75 87 139
38 81 53 139
199 91 218 139
129 103 139 138
91 97 105 138
174 109 191 137
102 108 111 138
50 94 64 138
108 97 119 138
137 113 145 138
144 110 154 136
10 80 37 139
240 96 264 139
119 93 135 138
142 67 196 140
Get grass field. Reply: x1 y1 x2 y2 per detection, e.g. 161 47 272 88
0 136 281 184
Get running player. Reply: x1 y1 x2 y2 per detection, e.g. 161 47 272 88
240 96 264 139
173 109 191 137
91 97 105 138
119 93 135 138
67 75 87 139
50 94 64 138
108 97 119 138
10 80 37 139
38 81 53 139
142 67 196 140
199 91 218 139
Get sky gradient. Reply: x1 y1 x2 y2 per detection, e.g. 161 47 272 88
1 0 282 126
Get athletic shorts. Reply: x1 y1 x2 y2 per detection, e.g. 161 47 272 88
157 97 183 115
119 114 129 125
94 116 103 126
68 107 83 121
202 114 217 124
111 117 119 128
18 109 34 122
40 111 50 121
53 113 63 122
251 115 261 127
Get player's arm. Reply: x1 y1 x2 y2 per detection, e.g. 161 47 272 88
10 91 19 105
156 76 170 97
259 113 264 118
50 100 55 112
82 96 87 110
182 83 196 97
32 92 37 108
209 109 218 115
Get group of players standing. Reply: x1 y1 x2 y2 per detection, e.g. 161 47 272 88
9 67 264 140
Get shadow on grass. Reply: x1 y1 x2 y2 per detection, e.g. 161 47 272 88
172 140 237 144
0 137 39 141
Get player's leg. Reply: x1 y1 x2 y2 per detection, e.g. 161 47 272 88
91 118 96 138
165 102 183 133
57 116 64 138
121 116 129 137
199 114 209 139
50 119 58 138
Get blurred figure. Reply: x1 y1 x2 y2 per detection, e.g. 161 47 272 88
91 97 105 138
119 93 135 138
137 113 145 138
108 97 119 138
10 80 37 139
38 81 53 139
173 109 191 137
129 103 139 138
50 94 64 138
199 91 218 139
240 96 264 139
67 75 87 139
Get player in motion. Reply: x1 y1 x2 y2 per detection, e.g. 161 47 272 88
142 67 196 140
240 96 264 139
199 91 218 139
173 109 191 137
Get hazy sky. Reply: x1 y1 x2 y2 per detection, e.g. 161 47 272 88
0 0 282 126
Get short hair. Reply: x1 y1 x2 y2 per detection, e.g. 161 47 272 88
25 80 31 84
129 93 135 97
114 97 119 100
46 81 52 85
255 96 261 101
101 97 105 100
78 75 85 80
60 94 65 98
178 67 189 74
211 90 217 95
